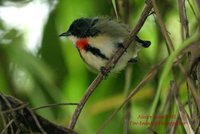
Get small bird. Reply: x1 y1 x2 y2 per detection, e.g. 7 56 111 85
59 17 151 74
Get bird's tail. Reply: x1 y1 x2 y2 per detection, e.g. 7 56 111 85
135 36 151 48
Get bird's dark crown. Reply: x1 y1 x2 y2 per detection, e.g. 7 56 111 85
67 18 100 38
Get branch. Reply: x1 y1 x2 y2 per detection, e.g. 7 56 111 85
97 60 165 133
68 0 153 129
0 93 76 134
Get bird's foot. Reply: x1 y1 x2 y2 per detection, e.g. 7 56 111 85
128 58 138 64
100 67 110 78
117 43 127 52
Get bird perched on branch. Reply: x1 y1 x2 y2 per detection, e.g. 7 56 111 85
59 17 151 74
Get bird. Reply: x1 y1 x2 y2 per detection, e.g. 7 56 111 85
59 17 151 74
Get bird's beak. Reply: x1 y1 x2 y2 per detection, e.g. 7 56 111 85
59 31 72 37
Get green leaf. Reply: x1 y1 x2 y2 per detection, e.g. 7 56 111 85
112 0 119 19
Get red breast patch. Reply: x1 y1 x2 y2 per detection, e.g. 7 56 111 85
76 39 88 51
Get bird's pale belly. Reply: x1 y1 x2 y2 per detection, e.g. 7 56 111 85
80 50 107 72
80 44 139 73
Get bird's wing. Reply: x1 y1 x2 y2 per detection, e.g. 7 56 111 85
93 17 129 38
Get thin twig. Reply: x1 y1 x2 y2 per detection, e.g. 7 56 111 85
68 0 153 129
178 0 195 126
149 0 176 126
123 65 132 134
96 61 164 134
1 119 14 134
27 109 47 134
169 114 179 134
118 0 132 133
177 0 200 131
152 0 174 54
2 103 28 114
0 94 76 134
186 0 198 19
32 103 79 111
0 94 14 113
171 81 194 134
178 64 200 112
151 5 199 130
150 0 196 127
0 108 7 133
178 0 189 39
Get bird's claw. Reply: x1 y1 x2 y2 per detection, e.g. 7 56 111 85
128 58 138 64
100 67 110 78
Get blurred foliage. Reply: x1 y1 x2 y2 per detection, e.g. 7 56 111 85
0 0 31 6
0 0 199 134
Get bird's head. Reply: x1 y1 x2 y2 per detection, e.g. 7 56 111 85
59 18 100 39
